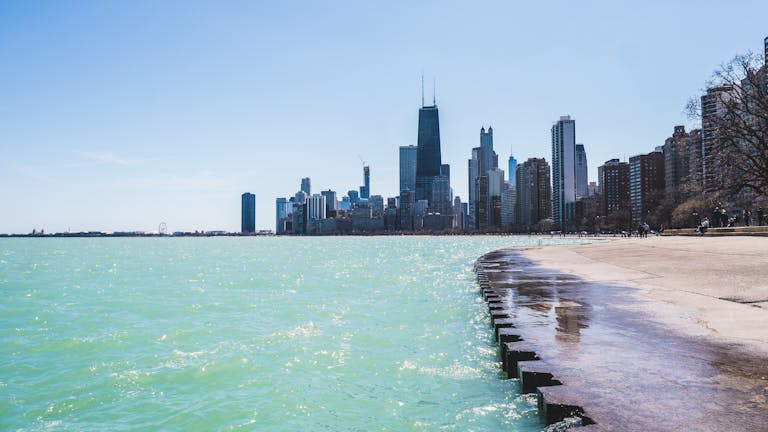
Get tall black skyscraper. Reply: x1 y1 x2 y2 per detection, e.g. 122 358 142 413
415 105 442 204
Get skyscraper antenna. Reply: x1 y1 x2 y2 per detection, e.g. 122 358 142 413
421 74 425 107
432 77 436 106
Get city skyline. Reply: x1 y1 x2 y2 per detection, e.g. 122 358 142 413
2 2 767 232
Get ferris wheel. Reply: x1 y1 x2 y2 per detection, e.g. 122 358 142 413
158 222 168 235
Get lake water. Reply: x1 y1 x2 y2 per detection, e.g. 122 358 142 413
0 236 584 431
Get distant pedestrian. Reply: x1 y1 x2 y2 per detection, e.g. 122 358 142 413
720 208 728 228
758 207 764 226
642 222 650 237
696 217 710 235
744 209 751 227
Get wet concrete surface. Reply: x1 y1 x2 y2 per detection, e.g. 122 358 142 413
477 249 768 431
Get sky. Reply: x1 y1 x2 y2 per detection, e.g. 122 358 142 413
1 0 767 233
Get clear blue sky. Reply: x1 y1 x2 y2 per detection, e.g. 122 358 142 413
1 0 766 233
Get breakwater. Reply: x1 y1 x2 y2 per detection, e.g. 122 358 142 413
474 251 594 429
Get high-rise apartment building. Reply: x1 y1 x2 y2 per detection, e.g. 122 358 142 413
599 159 630 217
629 151 665 226
575 144 588 198
241 192 256 233
399 145 417 192
663 126 702 201
701 85 735 191
551 116 576 228
516 158 551 228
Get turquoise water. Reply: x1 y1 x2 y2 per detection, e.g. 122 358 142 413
1 236 582 431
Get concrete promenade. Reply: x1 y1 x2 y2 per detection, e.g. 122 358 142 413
478 236 768 430
521 236 768 354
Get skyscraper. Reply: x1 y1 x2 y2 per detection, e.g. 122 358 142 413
468 126 500 228
551 116 576 229
301 177 311 195
508 153 517 187
399 145 417 192
307 194 326 221
415 104 442 205
275 197 288 234
360 165 370 199
575 144 588 198
241 192 256 233
321 190 338 212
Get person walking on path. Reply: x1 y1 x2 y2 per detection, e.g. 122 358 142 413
744 209 751 227
758 207 764 226
713 206 721 227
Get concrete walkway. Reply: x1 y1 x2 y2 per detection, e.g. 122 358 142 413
520 236 768 354
478 237 768 430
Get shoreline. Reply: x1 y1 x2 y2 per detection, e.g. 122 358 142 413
476 237 768 430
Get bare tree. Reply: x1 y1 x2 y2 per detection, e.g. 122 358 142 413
687 51 768 196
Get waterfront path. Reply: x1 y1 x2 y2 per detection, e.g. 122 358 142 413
522 236 768 351
479 236 768 431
